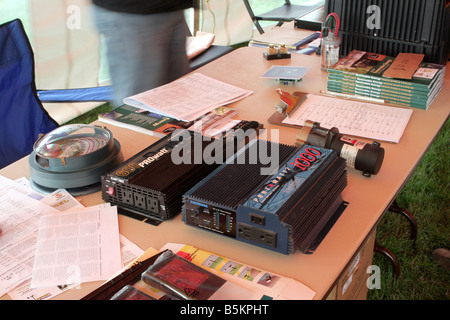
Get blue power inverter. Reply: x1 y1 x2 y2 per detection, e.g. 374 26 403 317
182 140 348 255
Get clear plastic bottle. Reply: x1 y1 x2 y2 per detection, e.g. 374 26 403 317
321 33 341 71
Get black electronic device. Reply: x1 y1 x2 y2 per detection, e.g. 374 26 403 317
182 140 348 255
29 124 123 196
325 0 450 64
101 121 263 223
294 120 384 176
294 4 325 31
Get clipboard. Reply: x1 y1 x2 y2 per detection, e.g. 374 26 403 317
268 90 309 128
268 89 413 144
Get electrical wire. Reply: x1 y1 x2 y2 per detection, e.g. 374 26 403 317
321 12 340 38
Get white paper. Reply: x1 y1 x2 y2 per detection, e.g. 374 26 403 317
6 280 77 301
0 175 43 200
0 189 57 296
123 73 253 121
40 188 84 212
30 205 122 288
3 188 83 300
283 94 413 143
0 176 140 299
186 31 215 59
8 234 143 300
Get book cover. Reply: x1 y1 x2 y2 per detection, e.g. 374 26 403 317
329 50 445 89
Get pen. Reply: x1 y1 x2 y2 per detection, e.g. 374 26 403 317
292 32 321 49
320 90 385 104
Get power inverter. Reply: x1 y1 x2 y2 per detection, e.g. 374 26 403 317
101 121 263 223
325 0 450 64
182 140 348 255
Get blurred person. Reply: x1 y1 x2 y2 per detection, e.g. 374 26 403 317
92 0 193 107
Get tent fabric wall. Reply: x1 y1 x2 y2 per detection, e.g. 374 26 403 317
29 0 100 90
29 0 104 124
200 0 254 46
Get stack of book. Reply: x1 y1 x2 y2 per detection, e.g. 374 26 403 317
326 50 446 110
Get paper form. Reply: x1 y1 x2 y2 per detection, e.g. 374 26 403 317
282 94 413 143
0 189 57 296
8 234 143 300
0 175 140 299
123 73 253 122
0 174 44 200
30 204 122 289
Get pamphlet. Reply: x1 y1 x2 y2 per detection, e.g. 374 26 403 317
123 73 252 122
382 53 424 79
160 243 316 300
98 104 239 138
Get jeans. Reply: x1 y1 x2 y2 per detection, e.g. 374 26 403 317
93 6 190 107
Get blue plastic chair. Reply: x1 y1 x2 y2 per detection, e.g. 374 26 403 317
0 19 58 169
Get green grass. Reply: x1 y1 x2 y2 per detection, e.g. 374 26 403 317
62 103 113 126
368 118 450 300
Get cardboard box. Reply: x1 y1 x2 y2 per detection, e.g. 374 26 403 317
326 231 376 300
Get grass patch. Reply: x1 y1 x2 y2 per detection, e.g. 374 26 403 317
368 118 449 300
62 103 113 126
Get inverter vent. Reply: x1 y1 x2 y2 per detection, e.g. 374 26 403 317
188 142 297 209
129 139 215 193
102 132 242 221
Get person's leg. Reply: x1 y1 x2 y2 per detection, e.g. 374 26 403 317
166 11 190 82
93 7 189 107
